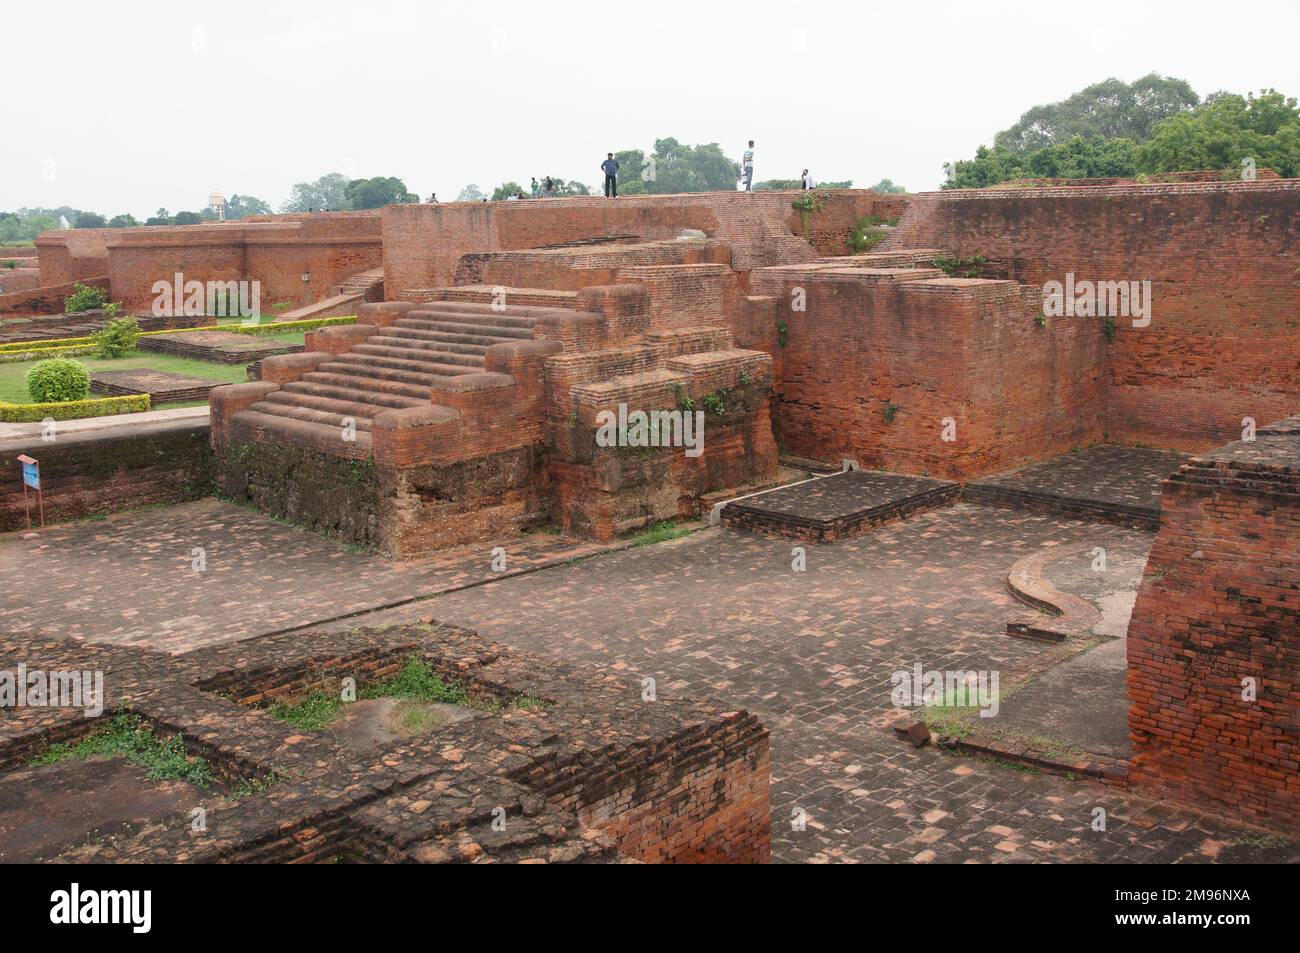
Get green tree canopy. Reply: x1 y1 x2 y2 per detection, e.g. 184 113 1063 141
107 213 139 228
867 178 906 193
491 181 526 200
281 173 351 212
74 211 106 228
995 74 1199 152
344 176 418 210
613 138 741 194
1137 89 1300 178
224 194 272 219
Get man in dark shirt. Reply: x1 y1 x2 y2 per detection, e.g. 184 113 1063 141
601 153 619 197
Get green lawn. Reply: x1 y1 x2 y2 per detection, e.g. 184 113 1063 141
0 350 252 404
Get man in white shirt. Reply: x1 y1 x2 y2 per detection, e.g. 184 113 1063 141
741 140 754 191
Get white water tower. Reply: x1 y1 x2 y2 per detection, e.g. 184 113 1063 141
208 191 228 221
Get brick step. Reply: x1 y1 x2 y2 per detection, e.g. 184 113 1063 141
407 308 541 330
262 389 390 424
319 358 458 387
350 342 486 371
284 378 428 408
229 408 373 459
364 331 490 360
298 371 435 401
395 318 533 342
250 398 375 432
412 300 562 322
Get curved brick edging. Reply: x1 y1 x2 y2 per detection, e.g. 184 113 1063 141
1004 548 1102 642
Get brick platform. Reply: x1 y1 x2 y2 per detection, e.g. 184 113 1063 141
965 446 1190 528
721 469 959 541
90 368 228 403
140 331 303 364
1 622 770 863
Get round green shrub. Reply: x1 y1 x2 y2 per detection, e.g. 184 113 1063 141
26 357 91 403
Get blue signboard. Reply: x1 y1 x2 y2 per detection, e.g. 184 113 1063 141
20 459 39 490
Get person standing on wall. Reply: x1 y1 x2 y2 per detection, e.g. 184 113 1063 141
801 169 814 190
531 177 540 199
741 140 755 191
602 153 619 197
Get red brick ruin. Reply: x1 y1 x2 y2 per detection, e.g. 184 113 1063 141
3 177 1297 847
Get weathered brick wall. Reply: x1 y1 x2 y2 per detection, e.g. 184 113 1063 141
786 189 910 256
1127 418 1300 832
0 275 110 317
382 191 863 294
105 216 382 313
35 227 136 286
752 265 1106 478
884 181 1300 451
543 711 772 863
467 240 731 291
0 267 40 294
0 421 213 531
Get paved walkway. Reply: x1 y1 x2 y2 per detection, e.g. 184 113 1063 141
0 498 633 654
4 497 1294 862
0 405 208 441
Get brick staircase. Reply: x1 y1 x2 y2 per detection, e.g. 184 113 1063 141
229 301 566 459
335 267 385 299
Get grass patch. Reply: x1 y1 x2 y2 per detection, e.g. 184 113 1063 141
632 521 692 547
31 712 212 787
0 350 251 405
268 655 548 731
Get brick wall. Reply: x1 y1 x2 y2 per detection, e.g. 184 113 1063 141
105 216 382 313
0 420 213 531
752 265 1106 478
884 180 1300 451
35 227 136 286
0 275 110 317
1127 417 1300 831
381 190 865 294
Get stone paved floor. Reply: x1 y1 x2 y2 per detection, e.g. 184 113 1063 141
0 499 633 654
727 469 955 522
392 504 1293 863
3 498 1295 863
967 445 1190 519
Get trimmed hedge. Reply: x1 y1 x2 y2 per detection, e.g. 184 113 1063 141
0 315 357 355
0 394 151 422
0 345 97 363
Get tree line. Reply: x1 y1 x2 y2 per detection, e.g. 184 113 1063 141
944 75 1300 188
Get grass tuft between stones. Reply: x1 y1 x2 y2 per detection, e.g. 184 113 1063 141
31 712 213 787
268 654 548 732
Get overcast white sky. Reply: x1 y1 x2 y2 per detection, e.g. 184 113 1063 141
3 0 1297 217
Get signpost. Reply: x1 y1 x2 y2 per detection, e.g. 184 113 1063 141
16 454 43 530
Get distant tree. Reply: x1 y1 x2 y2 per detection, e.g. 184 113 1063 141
145 208 171 226
995 74 1199 152
281 173 351 212
491 181 526 200
107 213 139 228
344 176 418 210
753 179 801 190
224 194 272 219
173 211 203 225
537 176 591 196
456 184 487 202
867 178 906 193
1138 88 1300 178
74 211 106 228
611 149 647 195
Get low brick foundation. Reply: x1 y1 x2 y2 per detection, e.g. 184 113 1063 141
2 621 772 863
0 420 213 532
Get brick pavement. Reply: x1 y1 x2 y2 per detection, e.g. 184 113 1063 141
3 497 1294 862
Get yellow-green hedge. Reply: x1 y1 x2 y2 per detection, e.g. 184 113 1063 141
0 315 357 356
0 344 98 362
0 394 151 422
